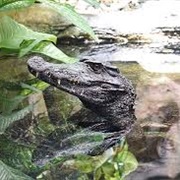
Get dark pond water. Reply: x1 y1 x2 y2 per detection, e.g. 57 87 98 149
0 0 180 179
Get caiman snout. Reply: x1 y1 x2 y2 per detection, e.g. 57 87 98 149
27 56 49 76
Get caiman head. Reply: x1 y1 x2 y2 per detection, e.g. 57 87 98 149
28 56 136 119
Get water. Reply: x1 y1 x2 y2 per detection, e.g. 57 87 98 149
0 0 180 179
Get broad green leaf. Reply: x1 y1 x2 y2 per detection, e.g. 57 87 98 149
0 0 35 11
19 39 43 57
0 16 56 55
32 41 77 63
0 160 34 180
37 0 97 40
0 16 76 63
71 141 137 180
74 155 95 173
117 151 138 178
0 105 33 134
94 148 115 169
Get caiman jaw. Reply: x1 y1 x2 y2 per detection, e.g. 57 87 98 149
27 56 136 110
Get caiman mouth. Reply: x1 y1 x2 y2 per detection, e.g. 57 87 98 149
28 65 90 95
28 64 120 91
27 56 125 100
28 66 39 78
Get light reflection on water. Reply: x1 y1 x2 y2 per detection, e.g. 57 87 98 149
87 0 180 34
72 0 180 74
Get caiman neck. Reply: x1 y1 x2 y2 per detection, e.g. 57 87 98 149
82 98 135 122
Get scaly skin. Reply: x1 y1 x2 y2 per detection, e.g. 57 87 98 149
28 56 136 155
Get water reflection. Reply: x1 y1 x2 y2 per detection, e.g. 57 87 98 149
1 53 180 179
32 86 136 166
26 61 180 179
127 76 180 180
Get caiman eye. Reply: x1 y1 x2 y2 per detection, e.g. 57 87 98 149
87 62 103 73
92 64 102 71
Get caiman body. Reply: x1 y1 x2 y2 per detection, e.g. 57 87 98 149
27 56 136 158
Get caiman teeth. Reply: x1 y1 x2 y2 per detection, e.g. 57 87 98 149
72 79 79 85
57 79 61 85
71 79 76 84
73 81 76 85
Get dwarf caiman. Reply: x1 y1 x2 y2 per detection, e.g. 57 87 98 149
27 56 136 158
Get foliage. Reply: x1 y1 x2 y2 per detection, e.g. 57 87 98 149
32 41 77 64
72 142 138 180
0 93 35 180
0 95 26 115
0 15 56 55
0 16 76 63
0 136 36 173
37 0 97 41
83 0 100 8
0 0 98 62
0 104 33 134
0 0 35 11
0 91 36 134
0 160 34 180
36 141 138 180
0 80 43 180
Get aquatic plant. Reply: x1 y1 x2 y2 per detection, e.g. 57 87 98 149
0 0 99 179
36 140 138 180
0 0 98 62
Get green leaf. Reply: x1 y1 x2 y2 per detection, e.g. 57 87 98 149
37 0 97 40
20 79 49 96
0 16 56 55
74 155 95 173
20 82 41 93
0 105 33 134
0 0 35 11
0 160 34 180
0 16 76 63
0 137 36 173
83 0 100 8
32 41 77 63
0 95 26 115
117 151 138 178
19 39 42 57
